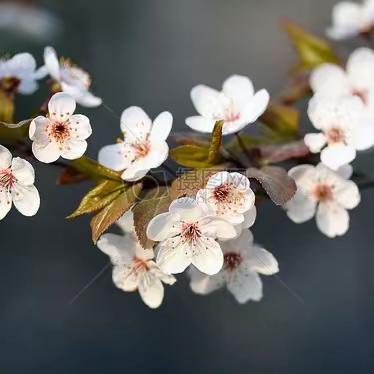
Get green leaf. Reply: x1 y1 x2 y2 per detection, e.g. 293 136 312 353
132 187 172 249
67 179 125 218
246 166 296 206
59 156 122 185
170 121 224 168
172 132 210 147
208 120 224 163
283 20 339 71
170 145 223 168
260 103 300 140
90 182 143 243
0 89 15 123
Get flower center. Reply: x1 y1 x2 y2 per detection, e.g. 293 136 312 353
49 121 71 143
132 257 149 273
0 168 16 190
327 127 345 144
181 222 201 242
223 105 241 123
224 252 242 271
60 57 91 89
314 184 332 202
0 77 20 93
213 183 232 202
352 88 368 105
133 141 151 158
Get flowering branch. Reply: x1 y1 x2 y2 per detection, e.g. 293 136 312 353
1 0 374 308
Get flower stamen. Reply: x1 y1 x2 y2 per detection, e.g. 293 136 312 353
224 252 242 271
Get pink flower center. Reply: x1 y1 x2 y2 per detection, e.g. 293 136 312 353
327 127 345 144
49 121 71 143
213 183 232 202
0 168 16 190
133 141 151 158
224 252 242 271
132 257 149 273
181 222 201 242
223 106 241 123
313 184 332 202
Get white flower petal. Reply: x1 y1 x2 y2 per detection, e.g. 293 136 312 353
120 106 152 142
189 267 225 294
169 197 202 221
200 216 237 241
97 233 136 265
17 79 38 95
191 237 224 275
336 164 353 179
0 190 12 220
334 180 361 209
138 273 164 309
310 64 349 94
304 132 327 153
156 239 192 274
11 157 35 185
285 190 316 223
316 201 349 238
0 145 12 169
68 114 92 140
190 84 222 117
239 89 270 124
185 116 216 133
347 47 374 89
60 82 102 107
222 74 254 109
146 212 180 242
245 245 279 275
98 143 135 172
227 269 263 303
327 2 362 40
347 117 374 150
112 264 139 291
149 111 173 142
32 141 61 163
48 92 76 122
12 184 40 217
29 116 51 144
320 143 356 170
116 210 135 234
44 46 61 81
60 139 87 160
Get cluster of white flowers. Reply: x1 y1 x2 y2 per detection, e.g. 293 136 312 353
286 45 373 237
96 169 278 307
327 0 374 40
0 48 99 221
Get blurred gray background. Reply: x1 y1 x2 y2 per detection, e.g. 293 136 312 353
1 0 374 373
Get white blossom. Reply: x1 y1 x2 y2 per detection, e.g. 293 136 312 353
0 52 46 94
196 171 257 234
146 197 237 276
98 106 173 182
29 92 92 163
305 94 374 170
189 230 279 303
327 0 374 40
0 145 40 220
310 48 374 112
42 46 102 107
97 211 176 309
285 163 360 238
185 74 269 136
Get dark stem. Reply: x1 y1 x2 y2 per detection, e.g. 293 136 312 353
235 133 252 165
